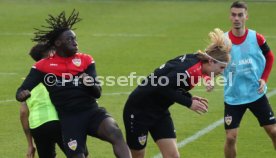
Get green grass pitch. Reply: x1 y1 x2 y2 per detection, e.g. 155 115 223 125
0 0 275 157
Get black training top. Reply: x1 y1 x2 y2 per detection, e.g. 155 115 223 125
16 53 101 112
125 54 207 112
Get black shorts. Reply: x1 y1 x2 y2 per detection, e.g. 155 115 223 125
58 107 110 157
224 95 276 129
31 120 65 158
31 120 89 158
123 107 176 150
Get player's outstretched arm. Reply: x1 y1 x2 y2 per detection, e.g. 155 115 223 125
20 102 36 158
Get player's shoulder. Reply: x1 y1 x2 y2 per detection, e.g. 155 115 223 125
75 52 91 57
75 52 95 64
167 53 199 70
33 57 50 70
75 52 93 59
169 53 196 62
250 29 266 45
176 53 199 64
256 32 266 45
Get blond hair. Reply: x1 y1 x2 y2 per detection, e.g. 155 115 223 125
197 28 232 64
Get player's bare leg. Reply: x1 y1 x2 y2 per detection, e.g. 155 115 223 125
264 124 276 150
97 117 132 158
224 128 238 158
130 149 145 158
156 138 179 158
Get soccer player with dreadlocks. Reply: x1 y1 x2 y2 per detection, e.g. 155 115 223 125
16 10 131 158
20 43 89 158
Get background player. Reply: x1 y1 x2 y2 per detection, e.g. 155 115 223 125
223 1 276 158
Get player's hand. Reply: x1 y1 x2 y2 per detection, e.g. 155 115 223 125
192 96 208 108
190 98 208 115
79 73 95 85
205 79 214 92
16 90 31 102
26 146 35 158
258 79 266 94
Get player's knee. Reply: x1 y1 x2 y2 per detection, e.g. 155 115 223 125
111 125 124 140
269 127 276 142
173 153 180 158
131 149 145 158
265 125 276 137
264 125 276 150
270 126 276 134
164 151 180 158
225 134 237 145
105 124 124 143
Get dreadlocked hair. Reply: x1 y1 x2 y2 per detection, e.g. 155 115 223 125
32 9 81 46
197 28 232 63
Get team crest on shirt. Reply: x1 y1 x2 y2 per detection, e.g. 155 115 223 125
72 58 81 67
68 139 77 151
138 135 147 146
225 115 232 126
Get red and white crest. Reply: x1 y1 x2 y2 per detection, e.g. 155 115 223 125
138 135 147 146
68 139 77 151
72 58 81 67
225 115 232 126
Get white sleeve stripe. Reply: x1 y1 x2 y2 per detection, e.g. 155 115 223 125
185 70 190 78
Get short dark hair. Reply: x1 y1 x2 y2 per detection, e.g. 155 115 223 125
231 1 247 10
29 43 51 61
32 9 81 47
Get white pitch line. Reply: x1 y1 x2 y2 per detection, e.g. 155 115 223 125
152 89 276 158
0 32 166 38
0 72 18 75
0 89 217 104
1 89 275 104
0 32 32 36
101 89 224 96
91 33 166 38
0 99 16 103
0 92 132 104
267 89 276 97
266 36 276 39
102 92 131 96
1 32 274 39
152 119 224 158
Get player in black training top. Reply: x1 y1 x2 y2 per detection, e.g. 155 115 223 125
123 28 232 158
